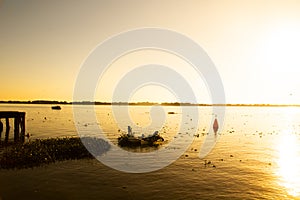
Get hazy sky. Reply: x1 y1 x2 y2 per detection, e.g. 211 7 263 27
1 0 300 104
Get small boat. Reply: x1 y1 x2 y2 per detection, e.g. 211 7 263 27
51 106 61 110
168 111 176 114
118 126 164 147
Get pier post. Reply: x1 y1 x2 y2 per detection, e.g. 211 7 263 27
20 114 25 142
5 118 9 142
0 112 25 143
0 120 3 138
14 116 20 142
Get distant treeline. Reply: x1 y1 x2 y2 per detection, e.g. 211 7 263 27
0 100 299 107
0 100 71 105
0 100 189 106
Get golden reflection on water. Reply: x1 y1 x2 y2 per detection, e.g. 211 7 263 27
276 132 300 197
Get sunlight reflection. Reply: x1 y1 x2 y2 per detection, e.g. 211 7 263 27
276 132 300 197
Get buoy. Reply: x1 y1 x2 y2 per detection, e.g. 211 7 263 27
213 117 219 133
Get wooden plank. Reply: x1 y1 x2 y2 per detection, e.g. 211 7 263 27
0 111 25 118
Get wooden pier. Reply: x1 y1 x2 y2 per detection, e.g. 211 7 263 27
0 111 26 142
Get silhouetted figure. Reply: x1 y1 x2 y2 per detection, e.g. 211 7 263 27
128 126 133 136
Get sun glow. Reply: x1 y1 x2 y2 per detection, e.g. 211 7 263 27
276 132 300 197
255 23 300 104
264 28 300 73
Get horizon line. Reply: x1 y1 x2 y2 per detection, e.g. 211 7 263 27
0 100 300 107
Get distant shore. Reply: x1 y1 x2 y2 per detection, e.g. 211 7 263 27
0 100 300 107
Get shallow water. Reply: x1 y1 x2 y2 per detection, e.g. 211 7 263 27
0 104 300 199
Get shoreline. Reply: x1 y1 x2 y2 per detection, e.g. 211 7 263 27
1 101 300 107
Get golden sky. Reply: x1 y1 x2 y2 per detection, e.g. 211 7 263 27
1 0 300 104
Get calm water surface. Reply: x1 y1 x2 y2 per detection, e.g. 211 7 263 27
0 104 300 199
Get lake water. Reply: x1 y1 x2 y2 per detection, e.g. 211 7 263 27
0 104 300 199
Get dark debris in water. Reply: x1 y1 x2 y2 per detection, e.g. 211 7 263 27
0 137 110 169
118 133 164 148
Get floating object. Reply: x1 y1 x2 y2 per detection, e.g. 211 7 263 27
213 117 219 133
118 126 164 147
51 106 61 110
